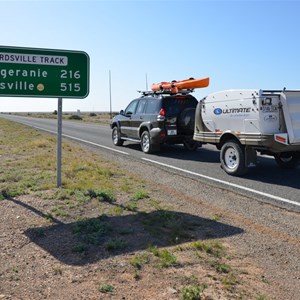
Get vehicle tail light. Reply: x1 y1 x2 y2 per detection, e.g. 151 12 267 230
159 108 165 116
157 108 166 121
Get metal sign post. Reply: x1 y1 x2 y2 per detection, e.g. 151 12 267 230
57 98 63 187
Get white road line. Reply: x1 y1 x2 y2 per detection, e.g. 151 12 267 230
10 119 300 208
20 123 130 156
62 134 130 155
142 158 300 208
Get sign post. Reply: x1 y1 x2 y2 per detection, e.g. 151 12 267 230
0 46 90 187
57 98 63 187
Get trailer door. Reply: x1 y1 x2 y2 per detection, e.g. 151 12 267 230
281 91 300 144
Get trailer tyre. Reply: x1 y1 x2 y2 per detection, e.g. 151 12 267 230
274 152 299 169
220 140 248 176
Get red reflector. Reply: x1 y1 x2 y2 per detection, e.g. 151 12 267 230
160 133 166 137
276 136 286 143
159 108 165 116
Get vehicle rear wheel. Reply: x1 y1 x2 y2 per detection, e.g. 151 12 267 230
274 152 299 169
141 131 160 154
112 126 123 146
178 108 196 135
183 139 199 151
220 140 248 176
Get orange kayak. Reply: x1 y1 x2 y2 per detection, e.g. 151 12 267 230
151 77 209 92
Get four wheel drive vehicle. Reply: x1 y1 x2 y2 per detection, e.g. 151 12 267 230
111 76 300 176
110 90 200 153
193 89 300 175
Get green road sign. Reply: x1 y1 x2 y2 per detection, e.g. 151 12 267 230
0 46 89 98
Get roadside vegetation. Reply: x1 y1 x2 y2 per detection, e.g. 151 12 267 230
0 118 270 299
1 111 116 124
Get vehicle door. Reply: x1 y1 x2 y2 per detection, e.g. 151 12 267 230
129 98 147 139
120 99 139 137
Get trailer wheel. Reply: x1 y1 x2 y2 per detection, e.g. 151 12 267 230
220 140 248 176
274 152 299 169
112 126 123 146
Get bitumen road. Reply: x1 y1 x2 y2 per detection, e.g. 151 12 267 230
1 114 300 212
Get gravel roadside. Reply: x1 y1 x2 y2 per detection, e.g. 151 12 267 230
1 135 299 300
97 143 300 299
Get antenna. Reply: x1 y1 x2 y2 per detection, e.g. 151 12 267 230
109 70 112 119
145 72 148 91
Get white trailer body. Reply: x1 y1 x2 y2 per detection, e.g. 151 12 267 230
193 89 300 175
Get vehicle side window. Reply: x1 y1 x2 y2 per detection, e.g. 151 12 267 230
136 99 147 114
125 99 139 115
145 98 160 114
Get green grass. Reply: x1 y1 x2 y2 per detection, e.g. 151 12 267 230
0 118 143 210
126 200 138 211
211 214 223 221
99 284 114 293
129 253 150 270
72 217 112 245
210 260 232 273
72 243 88 255
131 189 149 201
0 118 270 299
256 294 268 300
141 210 193 243
221 273 240 291
85 189 115 203
181 284 207 300
105 239 127 251
13 111 116 125
148 246 177 268
192 240 225 258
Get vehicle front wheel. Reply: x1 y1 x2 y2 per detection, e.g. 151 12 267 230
274 152 299 169
220 140 248 176
112 126 123 146
141 131 160 154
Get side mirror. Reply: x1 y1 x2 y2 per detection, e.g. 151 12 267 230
120 110 124 115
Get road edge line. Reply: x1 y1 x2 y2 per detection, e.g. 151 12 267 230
142 157 300 208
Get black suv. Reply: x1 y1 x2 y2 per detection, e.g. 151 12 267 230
110 91 199 153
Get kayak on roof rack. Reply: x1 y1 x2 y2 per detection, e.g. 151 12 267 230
151 77 209 93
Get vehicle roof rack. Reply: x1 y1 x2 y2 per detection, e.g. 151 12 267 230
138 89 194 96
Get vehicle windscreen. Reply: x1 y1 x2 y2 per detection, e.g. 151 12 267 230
162 96 198 117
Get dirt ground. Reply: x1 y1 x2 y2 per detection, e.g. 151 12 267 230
2 186 299 299
0 194 270 300
1 132 300 299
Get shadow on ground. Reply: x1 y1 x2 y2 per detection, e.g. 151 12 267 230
24 205 243 266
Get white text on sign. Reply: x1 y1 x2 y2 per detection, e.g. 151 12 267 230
0 53 68 66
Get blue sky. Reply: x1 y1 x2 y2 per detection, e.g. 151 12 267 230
1 0 300 112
